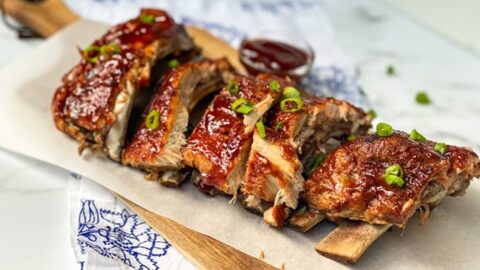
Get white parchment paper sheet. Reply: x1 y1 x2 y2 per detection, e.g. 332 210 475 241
0 21 479 269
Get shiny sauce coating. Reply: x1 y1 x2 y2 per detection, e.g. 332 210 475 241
240 38 311 78
305 132 451 225
122 65 182 163
53 9 176 131
186 74 287 190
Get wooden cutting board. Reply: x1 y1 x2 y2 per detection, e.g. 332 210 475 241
2 0 273 269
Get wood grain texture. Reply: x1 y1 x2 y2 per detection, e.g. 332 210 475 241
315 222 392 264
4 1 390 266
118 195 277 270
2 0 79 37
3 1 274 269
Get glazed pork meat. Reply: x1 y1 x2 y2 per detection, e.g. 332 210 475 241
122 59 232 182
52 9 196 161
304 131 480 227
183 74 292 195
242 97 372 227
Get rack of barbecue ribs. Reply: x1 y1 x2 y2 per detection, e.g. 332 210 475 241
306 131 480 262
122 59 233 184
183 74 293 196
52 9 197 161
241 97 372 228
51 9 480 265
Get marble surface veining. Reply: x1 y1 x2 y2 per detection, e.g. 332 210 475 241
0 0 479 269
325 0 480 151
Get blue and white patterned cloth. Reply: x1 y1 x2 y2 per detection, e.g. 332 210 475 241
69 173 196 270
65 1 369 269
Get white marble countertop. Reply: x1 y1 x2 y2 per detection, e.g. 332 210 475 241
1 0 479 269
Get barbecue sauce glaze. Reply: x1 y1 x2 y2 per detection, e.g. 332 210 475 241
53 9 175 131
239 39 311 79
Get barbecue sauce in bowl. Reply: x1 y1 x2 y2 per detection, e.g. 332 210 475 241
239 38 313 80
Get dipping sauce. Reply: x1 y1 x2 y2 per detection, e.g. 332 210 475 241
239 38 313 80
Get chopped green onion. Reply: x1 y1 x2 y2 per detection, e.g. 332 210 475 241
434 142 447 154
384 175 404 187
385 164 404 178
306 154 325 178
100 44 121 55
145 110 160 130
409 129 427 143
415 91 431 105
367 109 377 119
283 86 301 98
231 97 253 115
269 80 280 92
376 122 393 137
168 59 180 68
226 81 240 95
83 44 100 63
280 97 303 113
140 13 155 24
274 121 284 131
384 164 404 188
347 134 356 141
386 65 395 76
256 121 266 138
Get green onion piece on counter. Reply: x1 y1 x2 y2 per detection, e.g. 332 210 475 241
384 175 404 187
415 91 431 105
168 59 180 68
386 65 395 76
367 109 377 119
83 44 101 63
347 134 356 141
231 97 253 115
256 121 267 138
269 80 280 92
385 164 404 178
434 142 447 154
376 122 393 137
280 97 303 113
409 129 427 143
306 154 325 178
145 110 160 130
140 13 155 24
274 121 284 131
226 81 240 95
283 86 301 98
100 44 121 55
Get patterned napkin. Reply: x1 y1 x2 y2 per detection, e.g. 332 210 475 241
65 0 369 269
69 173 196 270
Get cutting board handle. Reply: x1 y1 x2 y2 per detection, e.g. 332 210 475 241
2 0 79 37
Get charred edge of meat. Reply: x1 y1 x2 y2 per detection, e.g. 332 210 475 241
52 10 197 162
305 131 480 227
183 74 290 196
242 97 372 228
125 52 200 142
122 59 233 178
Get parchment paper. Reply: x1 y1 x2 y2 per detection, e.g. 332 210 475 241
0 21 479 270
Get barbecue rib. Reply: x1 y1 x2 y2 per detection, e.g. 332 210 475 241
122 59 232 181
305 132 480 227
52 9 196 161
183 74 292 195
242 97 372 227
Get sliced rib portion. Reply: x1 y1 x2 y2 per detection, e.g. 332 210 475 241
183 74 291 195
52 9 196 161
122 59 232 180
305 132 480 227
242 97 371 227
